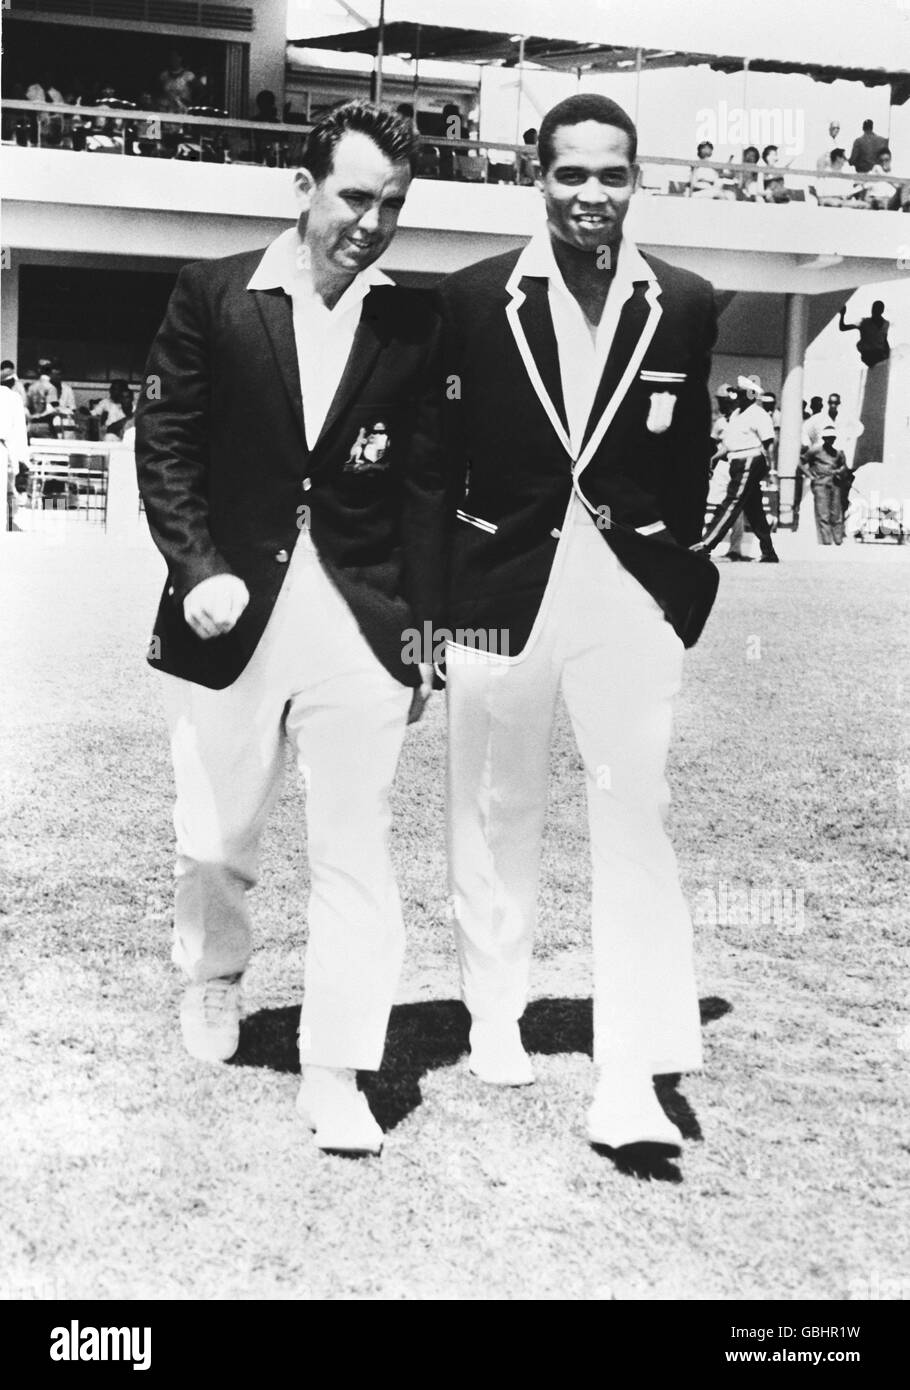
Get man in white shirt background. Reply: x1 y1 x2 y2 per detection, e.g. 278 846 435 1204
696 374 780 562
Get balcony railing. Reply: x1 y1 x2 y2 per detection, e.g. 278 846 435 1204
2 99 908 207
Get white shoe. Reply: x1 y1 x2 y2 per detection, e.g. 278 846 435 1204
587 1066 682 1149
297 1067 384 1155
180 974 242 1062
468 1020 535 1086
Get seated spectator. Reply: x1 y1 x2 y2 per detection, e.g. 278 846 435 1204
849 118 889 174
158 50 195 114
49 360 76 424
90 380 134 440
690 140 722 197
762 173 791 203
761 144 781 170
26 72 64 104
866 151 896 210
816 121 841 171
739 145 762 199
415 142 441 179
815 149 864 207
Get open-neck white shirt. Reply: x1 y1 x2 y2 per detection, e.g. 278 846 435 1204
247 226 394 451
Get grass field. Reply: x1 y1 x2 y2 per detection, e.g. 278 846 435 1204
2 525 909 1301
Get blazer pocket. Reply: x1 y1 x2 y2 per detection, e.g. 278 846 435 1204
456 509 498 534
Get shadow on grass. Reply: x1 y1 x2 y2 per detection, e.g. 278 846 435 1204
234 994 730 1176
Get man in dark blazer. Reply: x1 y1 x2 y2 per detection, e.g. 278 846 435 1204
440 94 719 1152
136 102 445 1155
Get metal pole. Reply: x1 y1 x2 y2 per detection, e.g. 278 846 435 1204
742 57 750 119
633 47 642 126
779 292 809 521
515 35 526 146
413 24 421 114
375 0 386 105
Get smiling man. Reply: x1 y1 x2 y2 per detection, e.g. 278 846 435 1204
137 102 445 1155
440 94 719 1153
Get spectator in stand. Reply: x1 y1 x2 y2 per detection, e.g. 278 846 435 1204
91 380 134 440
849 118 889 174
0 360 29 409
816 150 864 207
865 151 896 210
1 366 31 531
49 360 76 426
838 301 890 368
158 50 195 114
816 121 841 171
26 359 59 432
26 72 64 103
255 90 279 122
518 127 538 185
739 145 762 199
690 140 722 197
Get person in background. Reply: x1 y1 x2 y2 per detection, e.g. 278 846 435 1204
738 145 762 200
690 140 722 197
816 120 841 171
26 72 64 104
158 50 195 114
1 365 31 531
26 359 59 435
815 149 864 207
49 360 76 426
849 118 889 174
864 151 896 210
839 301 890 368
695 374 780 562
802 426 850 545
711 384 749 560
795 397 824 532
255 90 278 122
91 379 133 439
0 360 29 410
518 127 538 185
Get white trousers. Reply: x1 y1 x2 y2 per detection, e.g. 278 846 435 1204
446 500 703 1073
160 530 412 1070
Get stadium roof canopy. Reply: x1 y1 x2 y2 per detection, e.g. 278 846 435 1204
287 0 910 102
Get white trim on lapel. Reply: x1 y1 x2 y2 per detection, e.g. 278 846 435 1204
574 275 663 488
504 261 574 460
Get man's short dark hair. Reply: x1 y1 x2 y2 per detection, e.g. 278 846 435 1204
831 148 845 162
762 144 778 161
302 100 418 182
862 119 873 132
697 141 714 157
537 94 637 172
0 359 14 371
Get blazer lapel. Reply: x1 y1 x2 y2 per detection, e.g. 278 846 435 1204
505 273 572 458
575 277 663 482
314 286 389 454
251 287 307 454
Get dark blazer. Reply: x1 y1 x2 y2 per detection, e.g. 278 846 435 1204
439 244 719 652
136 248 447 690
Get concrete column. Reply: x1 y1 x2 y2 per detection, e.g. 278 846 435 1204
778 292 809 516
1 250 20 363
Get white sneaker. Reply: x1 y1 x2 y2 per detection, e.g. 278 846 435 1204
297 1066 384 1155
468 1020 535 1086
587 1065 682 1149
180 974 242 1062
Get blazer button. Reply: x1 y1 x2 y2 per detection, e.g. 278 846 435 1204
167 585 175 596
550 528 561 539
275 549 289 563
302 477 312 491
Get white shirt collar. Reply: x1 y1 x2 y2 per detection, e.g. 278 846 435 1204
246 226 394 308
511 224 656 295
